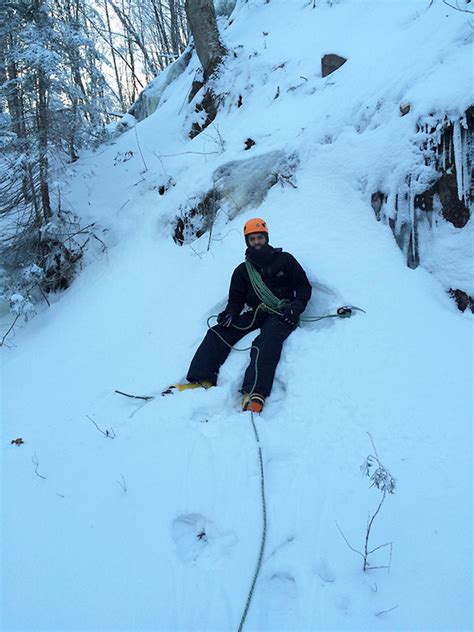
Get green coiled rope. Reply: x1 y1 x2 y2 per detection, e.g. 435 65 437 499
245 260 290 315
245 260 342 323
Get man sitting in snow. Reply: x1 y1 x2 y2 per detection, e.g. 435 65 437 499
185 218 312 413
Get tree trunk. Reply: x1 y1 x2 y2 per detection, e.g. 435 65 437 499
104 0 126 111
3 34 26 139
108 0 160 77
169 0 180 58
185 0 226 80
37 71 52 221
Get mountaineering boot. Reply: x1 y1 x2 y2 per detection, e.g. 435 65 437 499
162 380 213 396
242 393 265 413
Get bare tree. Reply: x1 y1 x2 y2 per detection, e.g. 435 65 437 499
103 0 127 111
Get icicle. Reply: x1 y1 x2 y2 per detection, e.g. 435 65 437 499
442 129 447 171
408 176 417 265
461 125 469 203
453 120 464 201
470 130 474 204
449 127 453 167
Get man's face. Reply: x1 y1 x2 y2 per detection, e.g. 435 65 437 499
247 233 267 249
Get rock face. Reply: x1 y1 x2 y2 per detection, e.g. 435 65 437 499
449 289 474 313
173 151 298 244
423 116 471 228
321 54 347 78
371 108 473 310
437 170 470 228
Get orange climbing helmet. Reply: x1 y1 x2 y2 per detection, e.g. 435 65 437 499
243 218 269 236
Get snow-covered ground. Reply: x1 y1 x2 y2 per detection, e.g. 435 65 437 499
2 1 472 631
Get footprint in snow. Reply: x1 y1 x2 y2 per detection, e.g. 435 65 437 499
258 571 298 630
171 513 237 566
316 558 336 584
334 593 351 613
190 409 212 424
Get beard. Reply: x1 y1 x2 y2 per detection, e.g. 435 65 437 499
246 243 273 266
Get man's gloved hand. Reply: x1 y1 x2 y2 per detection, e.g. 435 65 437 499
217 310 233 328
280 303 301 327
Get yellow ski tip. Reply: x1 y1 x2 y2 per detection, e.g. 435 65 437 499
162 381 213 395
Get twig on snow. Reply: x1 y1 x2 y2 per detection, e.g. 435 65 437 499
335 521 364 559
115 390 154 402
337 434 396 572
363 494 388 568
158 150 220 158
376 605 399 617
117 474 127 493
85 415 115 438
134 125 148 172
32 452 47 479
188 244 204 259
443 0 474 13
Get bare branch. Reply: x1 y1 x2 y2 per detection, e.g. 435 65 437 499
117 473 127 492
85 414 115 438
0 314 21 347
376 605 399 617
134 125 148 172
364 492 386 570
36 283 51 307
443 0 474 13
367 541 393 555
188 244 203 258
32 453 46 480
366 431 380 461
335 521 364 559
159 150 220 157
115 390 154 401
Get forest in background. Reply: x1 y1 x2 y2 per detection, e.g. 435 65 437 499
0 0 188 320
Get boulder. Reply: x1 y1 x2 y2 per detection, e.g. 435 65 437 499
173 151 299 244
321 54 347 78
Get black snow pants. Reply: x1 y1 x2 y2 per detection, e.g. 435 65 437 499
186 310 296 397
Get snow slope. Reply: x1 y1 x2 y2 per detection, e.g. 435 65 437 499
2 1 473 631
